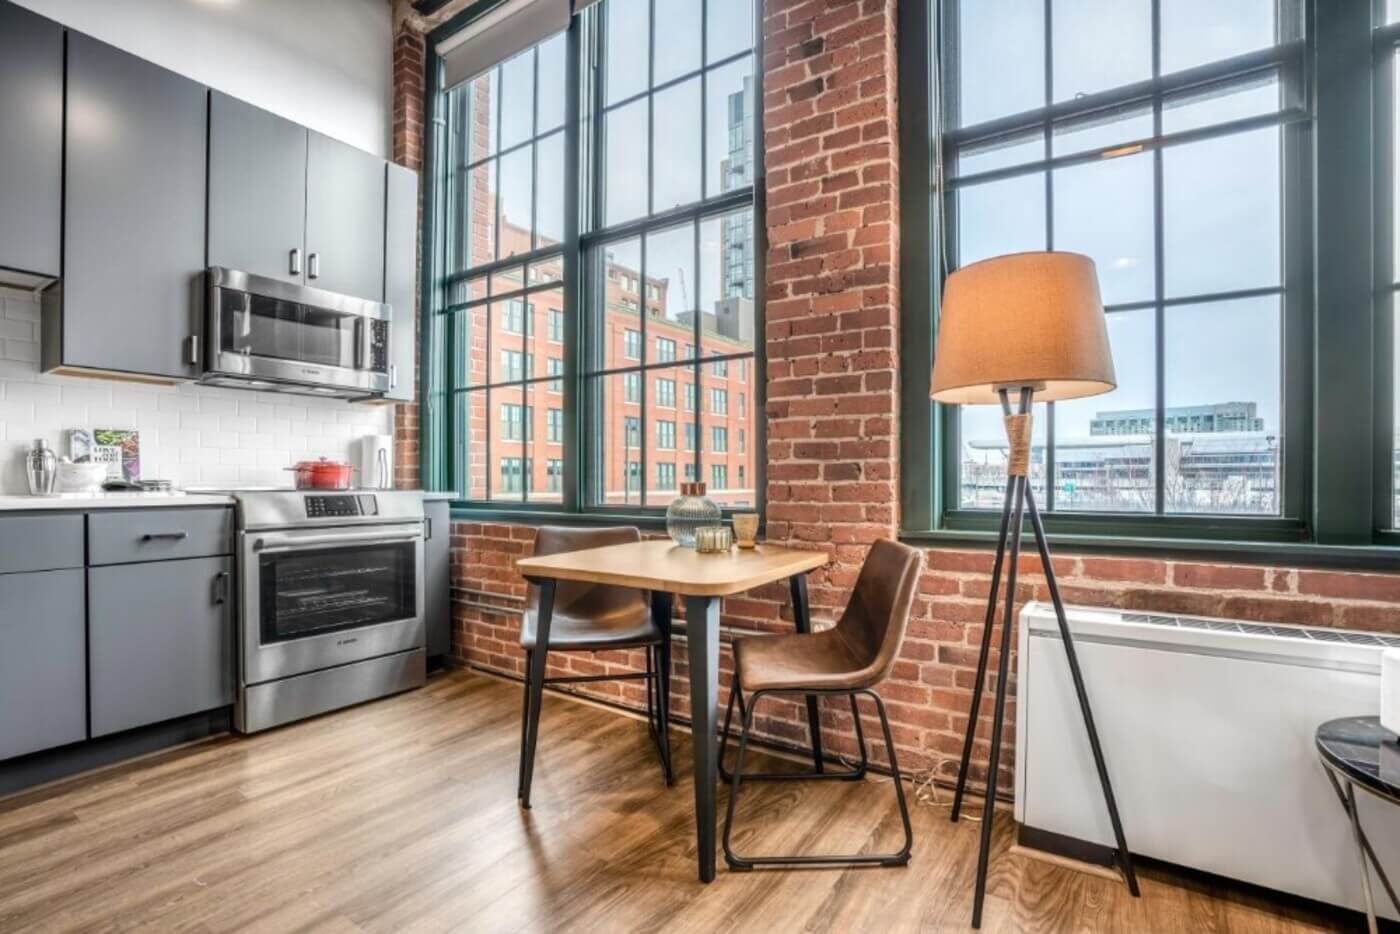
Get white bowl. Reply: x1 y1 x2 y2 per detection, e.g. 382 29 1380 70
56 462 111 493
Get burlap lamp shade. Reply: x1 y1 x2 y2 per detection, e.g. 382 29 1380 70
930 251 1117 405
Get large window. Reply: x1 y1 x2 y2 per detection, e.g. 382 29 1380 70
428 0 760 515
937 1 1304 525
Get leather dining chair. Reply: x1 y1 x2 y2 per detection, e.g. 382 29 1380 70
720 538 921 868
517 526 673 808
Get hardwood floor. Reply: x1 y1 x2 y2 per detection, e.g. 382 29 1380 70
0 669 1357 932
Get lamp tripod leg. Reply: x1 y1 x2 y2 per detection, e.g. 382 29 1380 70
951 473 1016 823
1023 485 1140 898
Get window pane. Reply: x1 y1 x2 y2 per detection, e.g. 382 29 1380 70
499 49 535 151
537 33 567 134
1053 151 1155 306
490 300 525 383
706 56 755 198
596 237 642 371
1164 296 1281 515
498 145 534 258
645 222 696 364
956 0 1044 128
957 129 1044 178
536 130 565 251
1163 127 1281 298
1052 0 1151 102
456 390 489 500
491 384 526 502
653 78 703 212
526 287 563 379
605 0 648 106
959 403 1048 508
1053 309 1156 512
700 209 755 357
526 383 562 504
1161 73 1281 135
463 161 497 270
706 0 753 65
593 371 646 507
604 99 649 226
956 173 1046 266
655 0 702 85
453 302 489 395
1161 0 1280 75
466 69 498 160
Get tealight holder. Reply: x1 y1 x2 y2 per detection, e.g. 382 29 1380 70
694 525 733 553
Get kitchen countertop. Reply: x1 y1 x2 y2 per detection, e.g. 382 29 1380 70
0 493 237 511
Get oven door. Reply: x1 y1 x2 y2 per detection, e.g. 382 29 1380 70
240 523 425 685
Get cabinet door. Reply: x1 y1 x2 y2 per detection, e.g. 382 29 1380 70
0 569 87 760
60 33 207 379
208 91 309 284
425 500 451 660
88 557 234 737
384 163 420 402
0 2 62 278
305 132 386 301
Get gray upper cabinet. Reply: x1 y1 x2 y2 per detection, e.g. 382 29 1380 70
88 556 234 738
306 132 386 302
208 92 309 285
0 569 87 760
0 2 62 279
384 163 420 402
47 33 207 380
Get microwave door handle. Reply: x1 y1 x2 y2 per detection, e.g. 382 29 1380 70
356 317 371 370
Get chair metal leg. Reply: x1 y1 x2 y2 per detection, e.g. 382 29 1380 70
519 581 555 810
644 644 674 785
719 675 867 784
723 688 914 870
657 640 675 785
517 649 533 799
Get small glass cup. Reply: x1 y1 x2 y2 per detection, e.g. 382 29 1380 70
732 512 759 548
694 525 733 553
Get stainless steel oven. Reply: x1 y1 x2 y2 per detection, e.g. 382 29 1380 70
234 490 426 732
203 267 391 399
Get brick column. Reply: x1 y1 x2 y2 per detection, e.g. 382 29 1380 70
391 24 425 490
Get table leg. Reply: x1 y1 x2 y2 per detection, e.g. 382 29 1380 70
1344 780 1380 934
789 574 824 774
686 595 721 882
519 579 555 810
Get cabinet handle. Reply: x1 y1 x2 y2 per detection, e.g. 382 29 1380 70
185 335 199 366
141 531 189 543
390 364 398 389
308 252 321 279
213 571 231 605
424 516 432 541
290 248 302 276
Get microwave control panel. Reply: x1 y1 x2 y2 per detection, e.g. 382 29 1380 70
371 320 389 373
305 495 379 518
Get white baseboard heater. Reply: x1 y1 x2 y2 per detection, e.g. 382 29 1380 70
1015 602 1400 920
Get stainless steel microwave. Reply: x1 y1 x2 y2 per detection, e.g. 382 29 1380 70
202 267 392 399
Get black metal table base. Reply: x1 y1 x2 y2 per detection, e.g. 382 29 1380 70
948 388 1139 929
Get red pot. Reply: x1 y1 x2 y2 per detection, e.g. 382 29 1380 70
287 458 355 490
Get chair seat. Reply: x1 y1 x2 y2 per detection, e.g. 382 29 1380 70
520 604 661 651
733 628 876 693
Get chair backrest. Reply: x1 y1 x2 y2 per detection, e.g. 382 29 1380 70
833 539 922 683
527 526 645 620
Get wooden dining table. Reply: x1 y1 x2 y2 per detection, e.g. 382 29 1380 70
515 539 829 882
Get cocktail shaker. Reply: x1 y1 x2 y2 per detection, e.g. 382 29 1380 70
25 439 57 496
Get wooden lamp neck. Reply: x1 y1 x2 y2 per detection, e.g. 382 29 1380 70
998 386 1037 479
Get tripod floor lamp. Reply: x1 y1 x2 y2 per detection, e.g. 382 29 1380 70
930 252 1140 929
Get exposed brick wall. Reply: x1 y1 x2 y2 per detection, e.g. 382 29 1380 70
396 0 1400 803
391 23 425 490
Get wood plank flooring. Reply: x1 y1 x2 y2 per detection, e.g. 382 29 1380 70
0 669 1358 932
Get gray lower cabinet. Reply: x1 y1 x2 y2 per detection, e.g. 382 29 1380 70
44 32 207 380
425 500 451 660
0 0 63 279
208 91 309 286
0 569 87 760
384 163 420 402
88 557 234 738
306 132 386 302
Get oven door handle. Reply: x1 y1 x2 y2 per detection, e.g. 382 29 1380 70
252 530 423 553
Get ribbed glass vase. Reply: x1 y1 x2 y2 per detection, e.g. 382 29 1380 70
666 482 722 548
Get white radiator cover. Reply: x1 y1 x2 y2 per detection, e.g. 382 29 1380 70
1015 602 1400 920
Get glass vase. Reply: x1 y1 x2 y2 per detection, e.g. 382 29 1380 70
666 482 722 547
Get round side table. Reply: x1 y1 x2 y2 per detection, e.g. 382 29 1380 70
1316 716 1400 934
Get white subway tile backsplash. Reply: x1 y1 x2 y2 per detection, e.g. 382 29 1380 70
0 287 395 494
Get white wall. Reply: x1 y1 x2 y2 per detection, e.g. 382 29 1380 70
11 0 393 157
0 290 394 495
